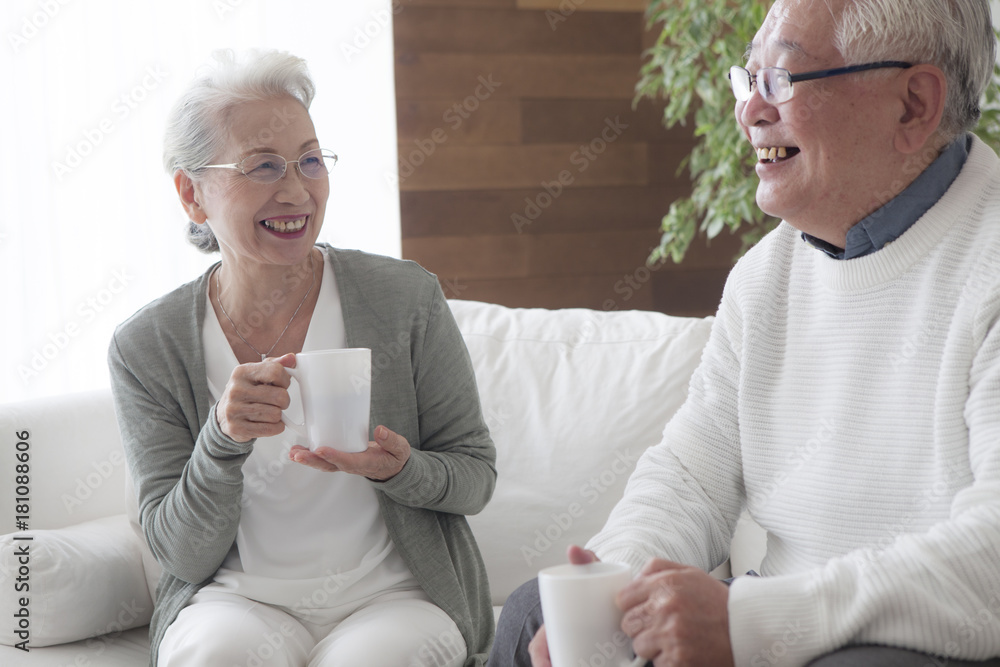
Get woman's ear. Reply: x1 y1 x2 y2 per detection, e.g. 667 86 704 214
174 170 208 224
894 64 947 155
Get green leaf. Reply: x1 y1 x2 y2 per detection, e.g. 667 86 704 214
638 0 777 264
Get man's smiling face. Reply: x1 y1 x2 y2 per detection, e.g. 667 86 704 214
737 0 909 244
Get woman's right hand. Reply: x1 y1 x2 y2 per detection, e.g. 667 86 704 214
215 353 296 443
528 545 601 666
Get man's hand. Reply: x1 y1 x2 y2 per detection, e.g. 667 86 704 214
215 353 294 443
528 546 600 666
289 425 411 481
618 559 733 667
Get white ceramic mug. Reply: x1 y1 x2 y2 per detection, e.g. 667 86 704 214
281 348 371 452
538 562 634 667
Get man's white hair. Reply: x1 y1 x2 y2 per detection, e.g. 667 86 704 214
834 0 995 139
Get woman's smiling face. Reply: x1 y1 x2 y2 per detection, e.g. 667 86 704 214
192 96 329 269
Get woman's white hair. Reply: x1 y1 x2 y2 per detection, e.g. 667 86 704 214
834 0 995 140
162 49 316 253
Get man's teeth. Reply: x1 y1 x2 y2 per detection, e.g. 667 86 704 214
757 147 789 161
262 217 307 232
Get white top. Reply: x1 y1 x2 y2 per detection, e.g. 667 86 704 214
588 136 1000 664
202 247 419 610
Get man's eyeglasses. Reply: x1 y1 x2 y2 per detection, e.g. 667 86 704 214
202 148 338 184
728 61 912 105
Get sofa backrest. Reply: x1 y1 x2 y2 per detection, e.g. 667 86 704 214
448 300 714 604
0 300 728 607
0 389 127 531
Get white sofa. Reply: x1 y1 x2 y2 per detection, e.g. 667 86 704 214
0 299 766 666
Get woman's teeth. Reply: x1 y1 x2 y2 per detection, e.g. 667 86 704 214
262 216 306 233
757 146 790 163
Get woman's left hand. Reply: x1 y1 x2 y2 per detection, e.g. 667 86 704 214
289 425 411 481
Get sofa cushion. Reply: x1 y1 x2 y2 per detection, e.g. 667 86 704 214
448 300 713 604
0 389 128 530
0 515 153 648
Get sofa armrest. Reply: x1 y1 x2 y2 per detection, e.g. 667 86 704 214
0 514 153 648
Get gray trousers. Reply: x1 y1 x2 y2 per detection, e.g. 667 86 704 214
488 578 1000 667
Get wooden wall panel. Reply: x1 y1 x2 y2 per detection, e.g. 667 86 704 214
516 0 649 10
399 144 649 191
395 54 640 99
394 1 737 316
395 8 641 54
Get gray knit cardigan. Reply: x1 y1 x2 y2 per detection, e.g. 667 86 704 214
107 246 496 666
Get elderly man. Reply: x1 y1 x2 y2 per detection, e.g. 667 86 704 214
489 0 1000 665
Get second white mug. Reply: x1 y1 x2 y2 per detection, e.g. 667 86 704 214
538 561 634 667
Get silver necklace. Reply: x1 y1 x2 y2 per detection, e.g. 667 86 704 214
215 255 316 361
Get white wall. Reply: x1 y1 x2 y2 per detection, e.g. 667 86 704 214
0 0 401 403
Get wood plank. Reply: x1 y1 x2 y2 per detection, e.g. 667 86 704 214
394 54 641 99
520 98 689 144
400 0 514 7
516 0 650 10
394 7 641 54
404 235 530 280
397 98 521 145
447 274 657 311
435 266 735 315
646 141 692 185
405 229 736 279
405 230 660 280
400 186 687 237
652 267 731 317
527 230 662 277
397 143 648 191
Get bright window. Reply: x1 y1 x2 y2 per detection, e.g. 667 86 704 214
0 0 401 403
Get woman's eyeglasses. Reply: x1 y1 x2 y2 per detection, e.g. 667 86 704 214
202 148 338 184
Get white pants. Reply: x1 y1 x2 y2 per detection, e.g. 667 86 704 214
157 588 467 667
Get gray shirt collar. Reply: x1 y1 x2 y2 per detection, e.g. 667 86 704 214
802 134 970 260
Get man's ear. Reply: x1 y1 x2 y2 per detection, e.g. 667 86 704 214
894 64 947 155
174 170 208 224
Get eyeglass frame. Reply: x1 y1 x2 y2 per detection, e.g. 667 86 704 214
201 148 339 183
728 61 913 104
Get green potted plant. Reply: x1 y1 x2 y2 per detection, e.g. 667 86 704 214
637 0 1000 264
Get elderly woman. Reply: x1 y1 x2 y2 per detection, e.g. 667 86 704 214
108 49 496 667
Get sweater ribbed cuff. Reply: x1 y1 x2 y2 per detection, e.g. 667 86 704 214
728 573 826 667
374 448 433 502
203 403 254 463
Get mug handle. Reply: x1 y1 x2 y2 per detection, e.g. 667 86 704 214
280 366 309 443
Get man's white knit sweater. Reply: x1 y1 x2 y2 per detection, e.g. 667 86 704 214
588 135 1000 665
